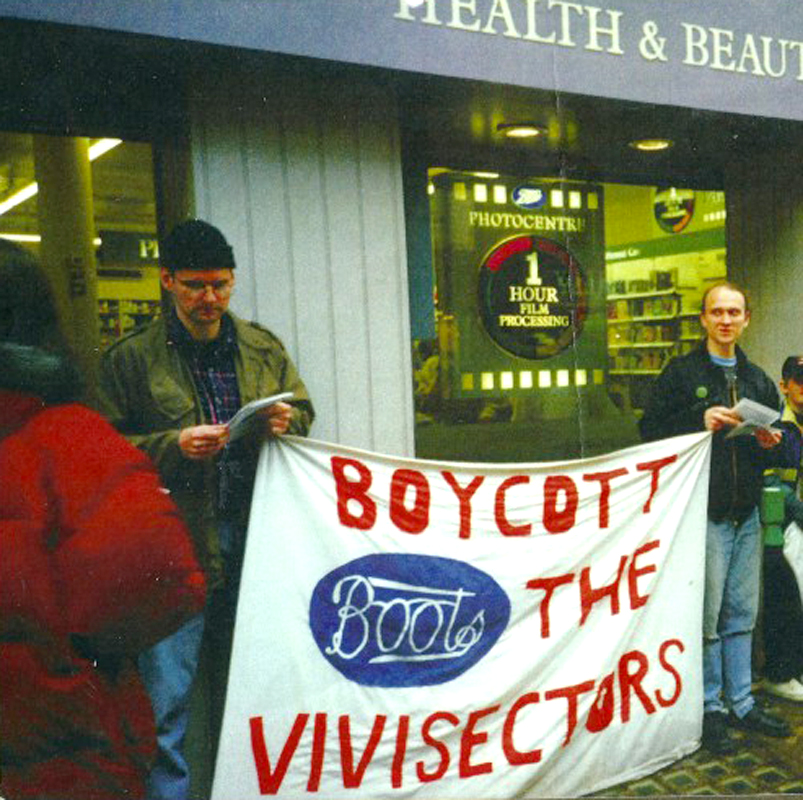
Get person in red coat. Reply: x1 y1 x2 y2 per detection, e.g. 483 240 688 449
0 241 206 800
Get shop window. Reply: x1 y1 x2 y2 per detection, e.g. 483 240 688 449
410 168 725 463
0 132 160 350
604 186 726 413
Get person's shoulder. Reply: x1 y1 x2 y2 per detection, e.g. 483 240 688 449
103 316 164 359
28 402 148 461
737 348 775 382
231 314 285 349
29 401 123 440
659 345 704 377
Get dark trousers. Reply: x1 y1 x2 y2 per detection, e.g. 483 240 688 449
762 545 803 682
204 519 246 760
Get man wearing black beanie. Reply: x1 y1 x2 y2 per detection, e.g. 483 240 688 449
99 219 314 799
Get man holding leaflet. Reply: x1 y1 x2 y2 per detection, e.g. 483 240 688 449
99 219 314 799
639 281 791 755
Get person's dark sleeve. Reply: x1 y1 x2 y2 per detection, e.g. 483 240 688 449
757 376 796 469
639 359 707 442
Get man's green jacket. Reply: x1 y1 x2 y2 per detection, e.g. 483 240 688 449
98 312 314 586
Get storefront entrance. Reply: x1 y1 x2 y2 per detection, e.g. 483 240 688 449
0 132 161 386
398 76 769 462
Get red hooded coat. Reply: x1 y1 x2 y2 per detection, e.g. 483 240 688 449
0 390 206 800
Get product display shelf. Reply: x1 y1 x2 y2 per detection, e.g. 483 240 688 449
606 288 681 406
98 298 161 349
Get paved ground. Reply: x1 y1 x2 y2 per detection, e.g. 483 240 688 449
593 689 803 797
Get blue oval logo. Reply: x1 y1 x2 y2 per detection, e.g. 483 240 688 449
309 554 510 687
512 184 547 209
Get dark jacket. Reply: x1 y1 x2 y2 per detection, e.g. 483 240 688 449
0 343 206 800
764 403 803 529
639 343 785 522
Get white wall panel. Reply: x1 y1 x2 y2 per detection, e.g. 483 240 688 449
727 151 803 384
188 66 414 455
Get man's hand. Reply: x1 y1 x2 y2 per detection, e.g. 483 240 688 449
755 426 783 449
259 401 293 436
704 405 742 432
179 424 229 459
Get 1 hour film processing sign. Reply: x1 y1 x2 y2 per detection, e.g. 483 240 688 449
212 432 711 799
477 234 587 360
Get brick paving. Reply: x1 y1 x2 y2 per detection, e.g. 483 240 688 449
593 690 803 796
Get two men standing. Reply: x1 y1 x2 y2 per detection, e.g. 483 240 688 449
99 220 313 798
640 281 791 755
97 224 792 781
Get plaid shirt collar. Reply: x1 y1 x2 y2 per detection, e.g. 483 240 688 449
166 308 238 358
166 309 240 424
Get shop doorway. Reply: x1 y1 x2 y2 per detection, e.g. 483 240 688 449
0 132 161 359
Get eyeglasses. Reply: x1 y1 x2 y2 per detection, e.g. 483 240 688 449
174 277 234 297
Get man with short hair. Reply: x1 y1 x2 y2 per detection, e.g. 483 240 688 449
760 356 803 701
640 281 791 755
99 219 314 799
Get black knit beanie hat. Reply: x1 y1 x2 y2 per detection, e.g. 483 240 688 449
160 219 236 273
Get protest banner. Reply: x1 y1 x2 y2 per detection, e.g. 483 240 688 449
212 431 711 798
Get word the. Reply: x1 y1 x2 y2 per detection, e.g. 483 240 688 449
526 539 660 637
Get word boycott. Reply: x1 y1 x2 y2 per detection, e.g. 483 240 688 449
330 452 679 538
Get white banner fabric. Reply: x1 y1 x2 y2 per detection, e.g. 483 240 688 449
212 432 711 799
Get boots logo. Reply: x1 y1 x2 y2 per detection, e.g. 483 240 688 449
512 184 547 209
309 554 510 687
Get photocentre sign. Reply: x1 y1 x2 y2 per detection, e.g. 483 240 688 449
211 431 711 798
1 1 803 122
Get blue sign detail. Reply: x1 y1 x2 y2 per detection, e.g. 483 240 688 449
309 554 510 687
512 184 547 210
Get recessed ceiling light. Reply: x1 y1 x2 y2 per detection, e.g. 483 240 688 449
496 122 547 139
629 138 674 152
0 138 122 218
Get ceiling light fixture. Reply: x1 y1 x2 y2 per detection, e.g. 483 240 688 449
0 232 42 243
496 122 547 139
0 232 102 245
0 138 123 219
88 138 123 160
629 138 673 152
0 183 38 217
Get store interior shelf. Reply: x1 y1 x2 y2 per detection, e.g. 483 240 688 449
608 341 675 350
606 288 680 301
607 314 677 324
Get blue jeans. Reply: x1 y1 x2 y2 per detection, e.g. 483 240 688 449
703 509 761 718
138 612 205 800
138 521 244 799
